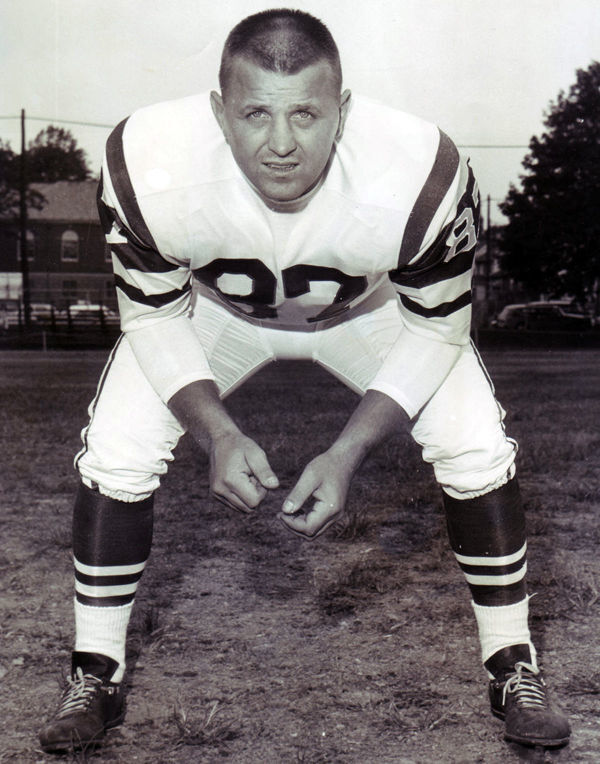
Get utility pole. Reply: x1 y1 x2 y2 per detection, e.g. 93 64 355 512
19 108 32 328
485 194 492 306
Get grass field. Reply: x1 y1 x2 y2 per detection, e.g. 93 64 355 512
0 348 599 763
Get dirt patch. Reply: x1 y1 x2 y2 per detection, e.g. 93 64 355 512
0 350 599 762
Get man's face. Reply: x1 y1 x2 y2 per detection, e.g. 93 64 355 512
211 58 351 203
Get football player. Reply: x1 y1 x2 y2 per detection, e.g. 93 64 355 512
39 8 569 753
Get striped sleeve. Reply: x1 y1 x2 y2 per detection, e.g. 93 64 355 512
390 129 480 346
367 130 480 418
99 118 193 333
99 118 215 402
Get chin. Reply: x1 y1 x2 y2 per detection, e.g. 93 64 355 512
260 181 307 203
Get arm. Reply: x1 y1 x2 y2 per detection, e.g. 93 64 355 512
369 141 481 418
281 138 481 539
279 389 409 538
168 380 279 513
100 125 279 512
99 120 216 402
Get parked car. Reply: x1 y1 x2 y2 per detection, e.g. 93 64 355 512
491 301 593 331
30 303 63 323
67 303 120 326
0 302 63 328
0 300 22 329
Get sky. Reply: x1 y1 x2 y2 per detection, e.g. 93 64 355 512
2 0 599 223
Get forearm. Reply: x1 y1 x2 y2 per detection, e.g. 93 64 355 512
127 317 216 403
327 389 411 470
367 330 462 418
168 378 241 447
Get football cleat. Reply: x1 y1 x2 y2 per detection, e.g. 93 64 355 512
488 657 570 748
39 652 125 753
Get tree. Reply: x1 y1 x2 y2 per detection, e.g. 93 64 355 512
0 140 20 217
0 140 44 220
26 125 92 182
0 126 92 219
499 61 600 308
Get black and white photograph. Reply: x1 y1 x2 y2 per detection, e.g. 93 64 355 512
1 1 599 761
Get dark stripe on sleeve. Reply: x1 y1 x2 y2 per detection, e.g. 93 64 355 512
398 129 460 266
391 248 474 289
114 273 191 308
75 571 144 587
96 175 112 235
105 118 157 250
111 241 181 274
399 290 471 318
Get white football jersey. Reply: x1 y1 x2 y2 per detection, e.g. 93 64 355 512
98 92 480 409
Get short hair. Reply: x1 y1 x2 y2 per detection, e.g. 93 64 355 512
219 9 342 96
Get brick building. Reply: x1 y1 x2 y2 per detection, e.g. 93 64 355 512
0 180 116 311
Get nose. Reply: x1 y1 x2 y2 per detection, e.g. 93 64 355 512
267 115 297 157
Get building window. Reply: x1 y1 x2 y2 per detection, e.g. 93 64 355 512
17 230 36 262
105 244 112 263
62 279 78 300
61 230 80 262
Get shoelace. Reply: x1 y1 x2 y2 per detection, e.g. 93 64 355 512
502 661 548 709
55 667 102 719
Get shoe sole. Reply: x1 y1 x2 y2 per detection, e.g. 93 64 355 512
492 707 570 748
504 732 571 748
39 712 125 753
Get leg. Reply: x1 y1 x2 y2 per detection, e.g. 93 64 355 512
314 305 535 661
411 344 532 663
413 343 569 747
41 311 275 752
40 337 184 752
313 304 568 748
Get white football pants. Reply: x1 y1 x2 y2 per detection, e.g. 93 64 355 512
76 285 517 501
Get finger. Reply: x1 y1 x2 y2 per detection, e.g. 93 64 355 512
231 478 267 510
245 448 279 490
281 469 321 516
277 499 343 540
213 475 266 513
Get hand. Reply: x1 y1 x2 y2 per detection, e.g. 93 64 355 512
210 432 279 514
278 449 357 540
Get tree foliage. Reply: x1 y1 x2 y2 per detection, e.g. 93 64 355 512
27 126 92 182
0 140 44 221
500 61 600 305
0 140 20 217
0 126 92 219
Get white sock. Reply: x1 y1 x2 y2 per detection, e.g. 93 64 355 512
472 597 537 677
74 598 133 682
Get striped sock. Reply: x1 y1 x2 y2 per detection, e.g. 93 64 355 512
443 477 536 669
452 541 528 606
71 482 153 682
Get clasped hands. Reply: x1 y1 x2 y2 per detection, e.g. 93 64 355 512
209 432 355 540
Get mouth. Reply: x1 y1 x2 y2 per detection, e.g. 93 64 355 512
263 162 299 174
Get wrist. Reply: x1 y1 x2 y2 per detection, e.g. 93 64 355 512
168 379 241 445
326 438 369 474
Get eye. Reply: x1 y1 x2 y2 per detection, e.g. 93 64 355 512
246 110 268 120
294 110 313 120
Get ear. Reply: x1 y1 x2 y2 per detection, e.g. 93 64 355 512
335 89 352 141
210 90 229 142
